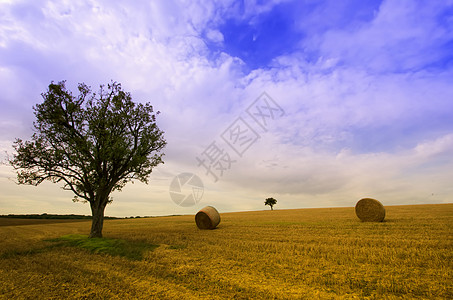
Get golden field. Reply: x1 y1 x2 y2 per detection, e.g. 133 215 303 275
0 204 452 299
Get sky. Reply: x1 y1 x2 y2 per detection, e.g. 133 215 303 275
0 0 452 217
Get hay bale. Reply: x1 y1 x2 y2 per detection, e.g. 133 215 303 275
195 206 220 229
355 198 385 222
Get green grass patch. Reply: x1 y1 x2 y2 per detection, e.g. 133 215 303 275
168 244 186 250
47 234 159 260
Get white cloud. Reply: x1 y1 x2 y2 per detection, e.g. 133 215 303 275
205 29 224 44
413 133 453 160
0 0 452 215
320 0 453 72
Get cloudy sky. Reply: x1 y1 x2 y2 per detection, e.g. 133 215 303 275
1 0 452 217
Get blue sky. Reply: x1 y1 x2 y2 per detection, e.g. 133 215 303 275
0 0 452 217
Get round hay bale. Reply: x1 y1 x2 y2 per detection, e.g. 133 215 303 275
195 206 220 229
355 198 385 222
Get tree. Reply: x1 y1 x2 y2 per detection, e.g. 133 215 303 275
9 81 166 238
264 197 277 210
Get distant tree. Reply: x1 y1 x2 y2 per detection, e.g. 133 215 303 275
9 81 166 238
265 197 277 210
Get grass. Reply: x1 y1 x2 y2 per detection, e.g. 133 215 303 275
0 204 451 299
0 234 158 261
46 234 159 260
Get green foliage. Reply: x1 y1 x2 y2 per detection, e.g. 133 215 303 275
265 197 277 210
10 81 166 202
9 81 166 237
48 234 158 260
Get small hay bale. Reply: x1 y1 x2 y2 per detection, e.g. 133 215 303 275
195 206 220 229
355 198 385 222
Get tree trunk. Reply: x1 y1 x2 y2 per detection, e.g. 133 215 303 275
271 206 273 210
90 200 106 238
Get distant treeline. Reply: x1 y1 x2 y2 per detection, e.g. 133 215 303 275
0 213 184 220
0 213 120 220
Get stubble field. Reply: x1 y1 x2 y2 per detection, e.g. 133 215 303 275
0 204 452 299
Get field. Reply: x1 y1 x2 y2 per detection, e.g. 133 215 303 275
0 204 452 299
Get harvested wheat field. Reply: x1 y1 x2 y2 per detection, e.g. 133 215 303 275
0 204 452 299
